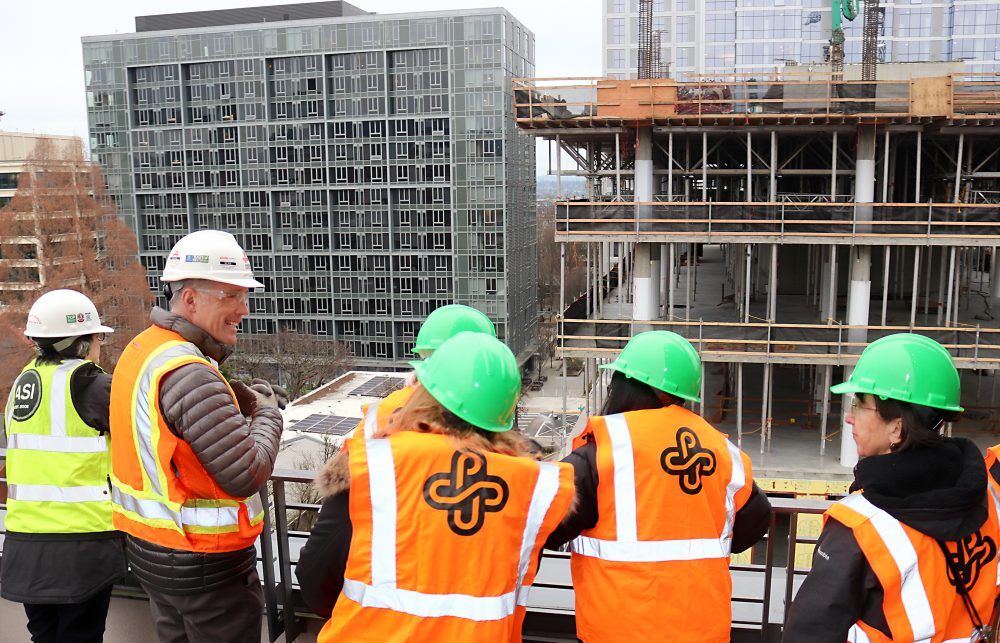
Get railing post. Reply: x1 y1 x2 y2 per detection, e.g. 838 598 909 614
272 480 299 642
927 200 933 242
761 512 778 642
780 202 785 241
976 324 981 364
259 484 281 642
783 513 799 631
708 201 712 237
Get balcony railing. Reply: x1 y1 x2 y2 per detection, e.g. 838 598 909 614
0 462 838 642
552 201 1000 246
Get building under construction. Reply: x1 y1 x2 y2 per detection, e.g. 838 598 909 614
515 69 1000 469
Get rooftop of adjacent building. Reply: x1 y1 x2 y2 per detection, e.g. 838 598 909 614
135 1 369 33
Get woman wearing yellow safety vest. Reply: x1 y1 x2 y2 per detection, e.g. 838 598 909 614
784 333 1000 642
545 330 772 643
2 290 127 642
297 332 575 641
357 304 496 439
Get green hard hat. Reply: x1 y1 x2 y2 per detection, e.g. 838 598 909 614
412 304 496 355
411 331 520 432
831 333 964 412
600 331 702 403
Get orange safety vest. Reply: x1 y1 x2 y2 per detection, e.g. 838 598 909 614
317 431 575 642
826 491 1000 642
570 405 754 643
108 325 264 553
357 385 415 438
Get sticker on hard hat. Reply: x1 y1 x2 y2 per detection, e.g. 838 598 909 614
185 254 210 263
10 370 43 422
65 312 93 324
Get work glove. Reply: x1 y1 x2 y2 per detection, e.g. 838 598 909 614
230 379 282 417
252 378 290 410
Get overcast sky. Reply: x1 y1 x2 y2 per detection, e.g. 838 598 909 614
0 0 601 140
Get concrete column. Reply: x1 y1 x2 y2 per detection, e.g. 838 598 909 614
841 124 877 468
991 246 1000 302
650 245 661 319
633 127 655 324
660 243 669 316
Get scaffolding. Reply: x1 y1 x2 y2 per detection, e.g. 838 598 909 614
515 71 1000 466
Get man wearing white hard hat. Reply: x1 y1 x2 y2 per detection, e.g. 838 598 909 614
2 289 127 642
108 230 286 641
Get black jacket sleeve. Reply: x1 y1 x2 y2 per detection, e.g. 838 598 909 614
731 483 772 553
296 491 352 618
781 520 888 642
69 363 112 433
544 443 598 550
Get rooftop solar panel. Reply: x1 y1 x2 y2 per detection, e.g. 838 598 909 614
348 376 406 398
289 413 360 436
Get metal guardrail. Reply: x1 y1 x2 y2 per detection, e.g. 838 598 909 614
513 74 1000 121
560 319 1000 368
0 464 834 642
552 201 1000 246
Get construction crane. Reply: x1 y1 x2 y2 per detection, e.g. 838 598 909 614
830 0 882 81
829 0 860 78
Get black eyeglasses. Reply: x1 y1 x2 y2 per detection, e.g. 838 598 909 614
95 333 107 342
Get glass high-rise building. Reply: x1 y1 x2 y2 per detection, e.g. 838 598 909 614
603 0 1000 79
82 2 538 367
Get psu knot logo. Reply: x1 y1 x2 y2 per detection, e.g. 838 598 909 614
944 532 997 590
661 427 717 495
423 449 509 536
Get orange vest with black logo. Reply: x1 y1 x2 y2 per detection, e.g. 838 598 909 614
827 492 1000 642
317 431 575 643
109 325 264 553
357 385 415 439
570 405 753 643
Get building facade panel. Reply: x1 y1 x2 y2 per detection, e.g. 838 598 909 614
83 7 537 367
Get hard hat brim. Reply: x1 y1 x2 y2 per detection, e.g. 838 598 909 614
163 275 264 288
24 323 114 338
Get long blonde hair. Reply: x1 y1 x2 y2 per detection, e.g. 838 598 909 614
380 383 531 457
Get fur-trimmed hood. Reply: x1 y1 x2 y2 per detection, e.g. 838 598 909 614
315 429 553 499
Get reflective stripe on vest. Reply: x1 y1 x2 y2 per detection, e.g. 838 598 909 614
112 338 264 535
571 413 746 562
343 438 562 622
4 358 114 534
8 484 109 503
848 624 975 643
7 433 107 453
112 484 264 531
5 360 81 432
133 342 202 498
838 494 936 641
363 401 380 439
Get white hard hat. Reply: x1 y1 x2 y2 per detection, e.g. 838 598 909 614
162 230 263 288
25 289 114 338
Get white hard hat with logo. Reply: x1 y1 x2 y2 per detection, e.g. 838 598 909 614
25 289 114 338
161 230 264 288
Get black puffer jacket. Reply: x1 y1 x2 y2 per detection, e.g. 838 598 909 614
125 307 283 594
782 438 992 642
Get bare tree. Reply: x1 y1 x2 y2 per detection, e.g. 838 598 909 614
536 202 587 313
286 437 341 532
0 137 152 400
228 331 354 400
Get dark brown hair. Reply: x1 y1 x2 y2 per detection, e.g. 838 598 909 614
600 370 682 415
863 393 960 453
